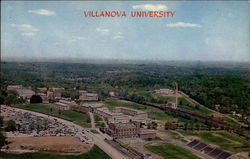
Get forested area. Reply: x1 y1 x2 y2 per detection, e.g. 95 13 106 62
1 61 249 124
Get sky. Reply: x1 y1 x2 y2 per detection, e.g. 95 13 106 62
1 1 249 62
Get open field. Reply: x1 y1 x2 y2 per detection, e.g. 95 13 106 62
5 136 91 154
16 104 91 128
178 130 250 154
161 130 188 143
145 143 201 159
0 145 110 159
133 91 176 103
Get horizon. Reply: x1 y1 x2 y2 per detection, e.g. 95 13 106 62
2 57 250 66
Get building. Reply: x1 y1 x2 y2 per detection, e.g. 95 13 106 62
109 91 116 97
37 87 47 93
37 93 49 103
154 88 175 95
113 107 151 124
7 85 36 100
16 88 35 100
79 90 99 101
94 107 129 123
166 102 177 109
106 122 140 138
114 107 148 118
106 122 156 139
7 85 23 91
138 129 156 139
47 87 65 101
79 103 103 112
54 99 77 110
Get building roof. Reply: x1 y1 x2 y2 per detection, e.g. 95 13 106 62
139 129 155 135
16 89 35 97
115 107 146 114
81 103 103 108
115 122 136 129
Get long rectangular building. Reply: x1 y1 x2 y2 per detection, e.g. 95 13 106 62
94 107 129 123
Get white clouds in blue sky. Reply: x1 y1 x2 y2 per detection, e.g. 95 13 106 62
28 9 56 16
132 4 168 11
167 22 201 28
1 1 249 62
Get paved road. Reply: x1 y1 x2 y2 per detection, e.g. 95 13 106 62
89 112 96 129
2 105 129 159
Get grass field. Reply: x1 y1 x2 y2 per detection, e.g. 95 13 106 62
0 145 110 159
145 143 201 159
161 130 188 143
16 104 91 128
179 130 250 153
135 91 176 103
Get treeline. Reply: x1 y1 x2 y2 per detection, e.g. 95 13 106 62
0 90 25 106
1 62 249 125
107 74 250 124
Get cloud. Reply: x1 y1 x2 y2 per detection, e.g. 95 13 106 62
21 32 36 36
28 9 56 16
113 35 124 40
11 24 39 37
96 28 109 35
69 36 86 43
132 4 168 11
11 24 39 32
166 22 201 28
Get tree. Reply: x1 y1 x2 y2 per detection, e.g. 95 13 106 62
152 121 158 129
195 124 200 131
30 95 42 103
5 120 16 131
0 131 6 148
0 116 3 127
86 116 91 123
58 109 61 115
165 122 171 130
147 122 158 129
4 94 17 105
184 123 189 130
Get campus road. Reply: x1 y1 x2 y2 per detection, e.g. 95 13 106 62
2 105 129 159
89 112 96 129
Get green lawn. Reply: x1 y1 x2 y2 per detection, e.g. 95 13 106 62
94 114 102 122
216 117 240 126
162 130 188 143
0 145 110 159
179 130 250 153
134 91 176 103
16 104 91 128
144 137 162 141
95 121 105 128
145 143 201 159
178 98 212 115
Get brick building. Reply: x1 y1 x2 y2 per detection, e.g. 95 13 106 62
113 107 151 124
106 122 140 138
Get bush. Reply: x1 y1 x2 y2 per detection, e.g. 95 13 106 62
5 120 16 131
